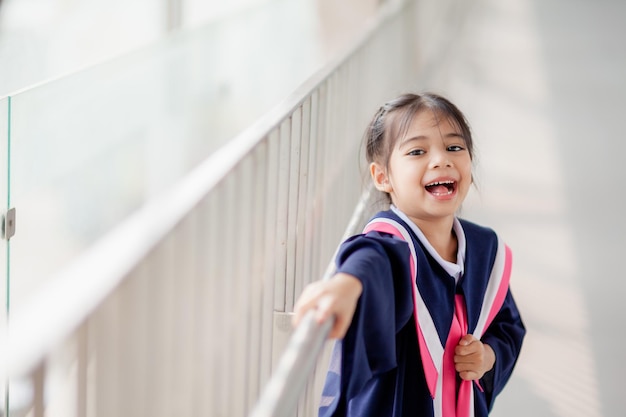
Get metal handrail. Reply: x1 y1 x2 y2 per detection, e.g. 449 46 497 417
249 312 333 417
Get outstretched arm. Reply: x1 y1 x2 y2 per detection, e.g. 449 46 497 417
292 273 363 339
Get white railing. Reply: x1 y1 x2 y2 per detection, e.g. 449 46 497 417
1 0 420 416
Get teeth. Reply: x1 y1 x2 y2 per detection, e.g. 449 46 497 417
426 180 454 187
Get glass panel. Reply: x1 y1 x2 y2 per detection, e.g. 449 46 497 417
0 97 7 314
6 1 332 311
0 0 163 98
0 96 8 417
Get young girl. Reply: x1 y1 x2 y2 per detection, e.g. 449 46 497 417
293 93 525 417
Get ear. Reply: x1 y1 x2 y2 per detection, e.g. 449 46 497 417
370 162 392 193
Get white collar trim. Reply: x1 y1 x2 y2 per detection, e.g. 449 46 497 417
390 206 466 283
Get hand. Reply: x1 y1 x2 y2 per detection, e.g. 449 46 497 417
292 273 363 339
454 334 495 381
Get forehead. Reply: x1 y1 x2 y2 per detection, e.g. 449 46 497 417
400 109 463 139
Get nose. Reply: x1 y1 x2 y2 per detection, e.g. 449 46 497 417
429 148 452 169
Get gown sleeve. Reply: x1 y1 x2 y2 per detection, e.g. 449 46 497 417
479 289 526 410
321 231 414 415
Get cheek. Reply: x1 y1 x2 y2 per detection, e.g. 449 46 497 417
462 168 474 191
459 158 473 177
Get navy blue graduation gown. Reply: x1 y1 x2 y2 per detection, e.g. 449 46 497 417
319 210 525 417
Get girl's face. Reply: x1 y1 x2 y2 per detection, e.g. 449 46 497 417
371 110 472 227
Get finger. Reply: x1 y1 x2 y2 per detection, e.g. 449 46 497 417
328 317 347 339
458 334 476 346
455 348 483 362
458 370 478 381
315 296 335 324
294 282 323 308
455 338 480 356
455 360 481 377
454 353 473 365
292 298 313 327
454 359 478 371
292 284 324 326
455 343 474 356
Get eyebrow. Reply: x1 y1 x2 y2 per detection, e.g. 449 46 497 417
399 132 465 148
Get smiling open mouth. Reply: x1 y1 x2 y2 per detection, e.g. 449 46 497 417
425 180 456 196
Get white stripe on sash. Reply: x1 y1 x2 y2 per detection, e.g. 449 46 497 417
473 237 512 338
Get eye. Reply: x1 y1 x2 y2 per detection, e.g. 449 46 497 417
447 145 465 152
407 149 425 156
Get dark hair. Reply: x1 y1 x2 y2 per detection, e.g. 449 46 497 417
365 92 474 169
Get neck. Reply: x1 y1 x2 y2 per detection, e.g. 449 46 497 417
411 216 458 263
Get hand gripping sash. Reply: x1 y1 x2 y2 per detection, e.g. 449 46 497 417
363 217 512 417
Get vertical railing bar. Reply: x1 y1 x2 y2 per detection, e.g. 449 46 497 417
31 363 45 417
91 292 120 417
340 64 352 239
342 62 353 227
341 63 355 228
189 210 200 416
293 99 311 303
76 323 88 417
247 139 269 409
285 108 302 312
115 265 148 416
204 192 222 416
303 92 319 289
142 242 157 417
172 211 197 416
160 234 177 417
86 314 96 417
311 82 327 283
185 207 203 417
320 73 335 269
332 69 341 245
190 197 207 416
222 170 239 417
217 175 232 417
135 262 152 417
141 252 157 417
273 118 292 312
337 67 346 255
331 69 342 259
214 182 228 417
148 249 163 417
237 155 254 416
262 129 279 376
116 275 132 416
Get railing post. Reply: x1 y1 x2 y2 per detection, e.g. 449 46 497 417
165 0 183 32
32 363 45 417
